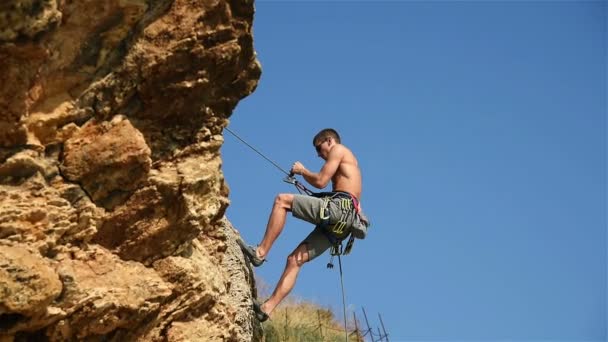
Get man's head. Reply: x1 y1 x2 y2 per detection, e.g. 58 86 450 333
313 128 340 159
313 128 341 146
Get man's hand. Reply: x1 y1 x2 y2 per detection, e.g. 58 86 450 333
291 161 306 175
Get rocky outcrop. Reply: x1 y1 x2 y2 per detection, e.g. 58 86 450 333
0 0 261 340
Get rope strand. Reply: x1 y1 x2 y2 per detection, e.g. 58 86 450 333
338 254 349 342
224 126 291 176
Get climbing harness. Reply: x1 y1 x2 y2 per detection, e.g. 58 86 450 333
225 126 367 342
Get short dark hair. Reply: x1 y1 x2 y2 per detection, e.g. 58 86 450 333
313 128 341 146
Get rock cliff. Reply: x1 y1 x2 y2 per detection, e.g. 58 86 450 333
0 0 261 340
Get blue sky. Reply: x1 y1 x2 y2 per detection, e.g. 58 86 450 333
222 1 606 341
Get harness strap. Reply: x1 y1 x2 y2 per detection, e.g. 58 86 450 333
318 193 354 234
316 192 359 256
319 197 331 220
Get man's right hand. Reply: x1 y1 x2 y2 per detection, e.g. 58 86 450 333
291 161 306 175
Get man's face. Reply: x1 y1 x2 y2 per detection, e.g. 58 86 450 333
314 138 330 160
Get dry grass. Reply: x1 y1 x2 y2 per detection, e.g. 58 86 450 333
256 278 364 342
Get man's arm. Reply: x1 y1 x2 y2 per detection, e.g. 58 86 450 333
292 145 344 189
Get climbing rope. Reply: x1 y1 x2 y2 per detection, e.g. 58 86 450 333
224 126 314 195
338 254 349 342
224 126 291 176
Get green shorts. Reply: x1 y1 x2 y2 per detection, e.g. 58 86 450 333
292 194 359 261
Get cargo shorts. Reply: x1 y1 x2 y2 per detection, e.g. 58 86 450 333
291 193 359 261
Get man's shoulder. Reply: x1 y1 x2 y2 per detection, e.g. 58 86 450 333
334 144 358 166
328 144 350 160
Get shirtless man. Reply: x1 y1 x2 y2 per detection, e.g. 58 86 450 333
238 128 368 322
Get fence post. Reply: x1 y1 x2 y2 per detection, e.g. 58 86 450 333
378 312 389 341
352 312 360 342
362 307 374 342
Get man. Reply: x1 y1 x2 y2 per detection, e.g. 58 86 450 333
238 128 369 322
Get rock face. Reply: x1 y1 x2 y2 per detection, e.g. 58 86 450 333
0 0 261 340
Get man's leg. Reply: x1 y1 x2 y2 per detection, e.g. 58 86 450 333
256 193 294 260
261 243 310 315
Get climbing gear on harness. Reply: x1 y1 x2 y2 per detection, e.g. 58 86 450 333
237 238 266 267
317 192 355 237
252 298 269 322
326 242 343 269
311 191 367 264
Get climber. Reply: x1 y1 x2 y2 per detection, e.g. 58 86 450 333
237 128 369 322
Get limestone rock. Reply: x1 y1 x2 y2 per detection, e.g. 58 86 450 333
0 0 262 340
61 115 151 209
0 244 62 321
47 246 173 340
0 1 62 41
0 169 103 255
